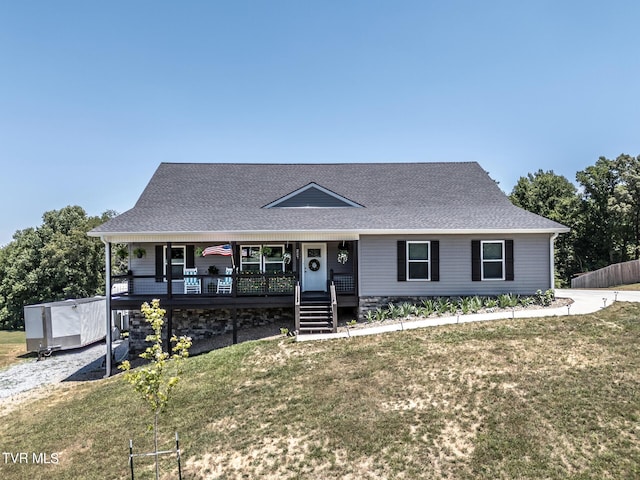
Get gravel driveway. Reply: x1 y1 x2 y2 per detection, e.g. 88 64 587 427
0 342 107 401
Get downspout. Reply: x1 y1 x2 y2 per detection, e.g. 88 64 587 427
550 233 559 291
103 239 113 378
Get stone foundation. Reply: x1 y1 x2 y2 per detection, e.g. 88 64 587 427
128 307 294 353
358 296 432 321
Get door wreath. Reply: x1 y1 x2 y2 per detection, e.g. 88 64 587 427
308 259 321 271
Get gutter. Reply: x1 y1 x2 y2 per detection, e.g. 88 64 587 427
89 227 571 244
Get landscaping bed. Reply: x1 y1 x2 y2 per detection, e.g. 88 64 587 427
345 290 573 330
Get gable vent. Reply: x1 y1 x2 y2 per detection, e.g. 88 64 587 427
263 183 364 209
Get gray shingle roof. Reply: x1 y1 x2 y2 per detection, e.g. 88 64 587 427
90 162 568 236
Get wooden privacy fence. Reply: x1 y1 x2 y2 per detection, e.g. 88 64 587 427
571 259 640 289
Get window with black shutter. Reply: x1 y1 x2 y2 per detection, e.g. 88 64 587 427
398 240 439 282
472 240 514 281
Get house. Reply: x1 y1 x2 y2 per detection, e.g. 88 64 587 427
89 162 568 351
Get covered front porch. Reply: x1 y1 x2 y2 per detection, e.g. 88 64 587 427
108 240 359 310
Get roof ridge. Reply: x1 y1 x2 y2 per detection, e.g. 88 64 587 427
158 161 480 166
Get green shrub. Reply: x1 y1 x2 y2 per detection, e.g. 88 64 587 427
400 302 416 317
470 296 483 313
374 307 388 322
436 297 454 316
535 289 555 306
498 293 519 309
387 302 403 319
420 299 436 316
483 297 498 309
459 297 473 314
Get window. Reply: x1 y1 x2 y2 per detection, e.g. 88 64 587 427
241 246 261 272
264 245 285 273
397 240 439 282
164 246 185 280
240 244 285 273
407 241 430 281
481 241 505 280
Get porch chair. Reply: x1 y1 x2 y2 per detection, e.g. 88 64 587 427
216 267 234 294
183 268 201 294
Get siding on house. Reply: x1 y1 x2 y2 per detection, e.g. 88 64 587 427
358 234 552 297
126 234 552 298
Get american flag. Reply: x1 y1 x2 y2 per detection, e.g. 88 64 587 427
202 244 232 256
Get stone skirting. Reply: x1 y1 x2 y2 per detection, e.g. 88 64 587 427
358 296 431 321
128 307 294 353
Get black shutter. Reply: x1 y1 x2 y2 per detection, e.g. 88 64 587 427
186 245 195 269
471 240 481 281
397 241 406 282
155 245 164 282
431 240 440 281
505 239 514 281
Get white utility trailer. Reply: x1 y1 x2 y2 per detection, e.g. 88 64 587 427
24 297 106 358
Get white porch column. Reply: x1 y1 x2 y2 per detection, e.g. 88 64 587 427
103 240 112 378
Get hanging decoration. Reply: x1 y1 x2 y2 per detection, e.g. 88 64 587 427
337 241 349 264
283 252 292 265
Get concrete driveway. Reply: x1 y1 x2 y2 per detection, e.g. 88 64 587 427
555 288 640 314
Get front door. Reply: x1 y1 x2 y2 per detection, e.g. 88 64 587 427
302 243 327 292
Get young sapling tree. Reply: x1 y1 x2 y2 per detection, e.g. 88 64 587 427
119 299 192 480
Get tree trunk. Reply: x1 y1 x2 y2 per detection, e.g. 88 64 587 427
154 411 159 480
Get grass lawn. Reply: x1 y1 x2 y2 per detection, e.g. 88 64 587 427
0 330 27 369
609 283 640 291
1 303 639 479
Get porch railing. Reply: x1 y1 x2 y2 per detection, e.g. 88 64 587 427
110 272 298 297
330 272 355 294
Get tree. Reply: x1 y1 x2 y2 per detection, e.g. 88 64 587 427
609 154 640 260
0 206 117 329
575 156 625 270
119 300 191 480
509 170 580 286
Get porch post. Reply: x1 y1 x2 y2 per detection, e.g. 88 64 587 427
353 240 359 296
103 240 113 378
232 308 238 344
166 242 173 296
231 242 237 298
165 242 173 352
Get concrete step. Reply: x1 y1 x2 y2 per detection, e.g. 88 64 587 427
299 326 333 333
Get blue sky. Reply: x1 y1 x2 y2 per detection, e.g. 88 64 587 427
1 1 639 245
